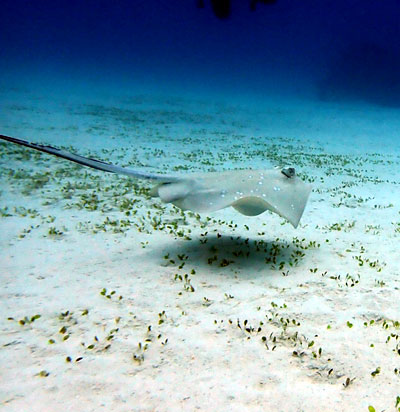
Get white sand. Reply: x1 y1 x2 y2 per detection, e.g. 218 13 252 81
0 90 399 412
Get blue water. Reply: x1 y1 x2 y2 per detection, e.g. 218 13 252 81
1 0 400 107
2 3 400 410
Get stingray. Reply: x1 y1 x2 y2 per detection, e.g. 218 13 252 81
0 134 312 228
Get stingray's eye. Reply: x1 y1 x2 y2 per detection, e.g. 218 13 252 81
281 167 295 178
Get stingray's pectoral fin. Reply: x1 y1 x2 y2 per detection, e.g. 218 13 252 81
232 181 311 228
232 197 271 216
152 181 193 203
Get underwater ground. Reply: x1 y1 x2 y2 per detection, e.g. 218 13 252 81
0 88 400 411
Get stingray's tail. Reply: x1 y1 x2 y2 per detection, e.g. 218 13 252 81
0 134 178 182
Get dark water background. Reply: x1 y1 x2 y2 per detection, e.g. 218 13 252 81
1 0 400 107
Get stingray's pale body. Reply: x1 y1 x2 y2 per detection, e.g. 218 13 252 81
0 134 312 228
152 169 311 227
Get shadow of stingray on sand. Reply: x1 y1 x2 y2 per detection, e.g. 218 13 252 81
152 233 313 278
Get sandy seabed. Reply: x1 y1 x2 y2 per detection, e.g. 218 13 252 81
0 90 399 412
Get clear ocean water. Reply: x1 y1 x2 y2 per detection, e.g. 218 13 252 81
1 1 400 150
1 1 400 411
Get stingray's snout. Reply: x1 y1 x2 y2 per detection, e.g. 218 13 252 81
281 167 295 178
